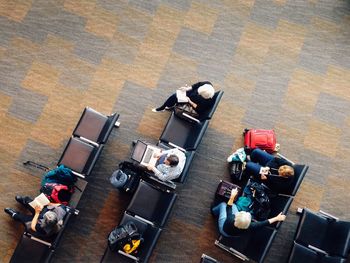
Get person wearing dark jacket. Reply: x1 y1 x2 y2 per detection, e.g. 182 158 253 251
152 81 215 116
245 148 295 193
4 196 66 237
211 189 286 237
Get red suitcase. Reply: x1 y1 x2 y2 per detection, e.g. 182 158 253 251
243 129 277 153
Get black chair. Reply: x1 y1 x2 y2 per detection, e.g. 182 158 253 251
288 242 347 263
57 137 104 178
294 209 350 258
101 212 162 263
215 226 277 263
158 90 223 151
268 194 293 229
159 114 209 151
126 180 177 228
10 235 54 263
73 107 120 145
10 208 78 263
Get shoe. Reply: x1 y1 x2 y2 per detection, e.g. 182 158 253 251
132 140 138 146
151 108 164 112
4 208 17 217
15 195 30 206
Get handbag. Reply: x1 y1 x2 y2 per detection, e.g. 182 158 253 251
174 103 199 122
229 161 245 181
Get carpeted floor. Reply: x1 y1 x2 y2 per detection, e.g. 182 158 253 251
0 0 350 262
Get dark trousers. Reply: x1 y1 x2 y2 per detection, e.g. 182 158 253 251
158 93 177 110
13 197 35 224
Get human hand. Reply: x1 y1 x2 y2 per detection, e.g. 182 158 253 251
230 188 238 198
146 164 154 171
261 174 268 180
275 212 286 222
35 206 42 213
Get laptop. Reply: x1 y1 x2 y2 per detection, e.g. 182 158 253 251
131 140 162 167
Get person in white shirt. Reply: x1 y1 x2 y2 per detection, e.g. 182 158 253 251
146 148 186 181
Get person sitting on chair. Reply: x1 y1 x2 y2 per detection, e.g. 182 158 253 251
152 81 215 116
245 148 295 193
211 189 286 237
146 148 186 182
4 196 67 237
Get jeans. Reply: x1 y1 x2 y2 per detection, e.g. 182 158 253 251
246 148 274 177
212 202 238 237
157 93 177 110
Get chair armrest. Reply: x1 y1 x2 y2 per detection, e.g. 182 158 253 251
71 170 85 179
214 240 249 261
182 113 201 123
319 210 339 221
308 245 328 255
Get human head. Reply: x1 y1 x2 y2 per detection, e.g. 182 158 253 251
41 211 58 228
278 165 294 178
198 84 215 99
234 211 251 229
165 154 179 167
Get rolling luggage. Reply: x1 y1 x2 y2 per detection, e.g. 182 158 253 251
243 129 278 153
110 161 140 193
216 180 241 202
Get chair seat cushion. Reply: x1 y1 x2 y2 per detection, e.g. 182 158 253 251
74 108 108 143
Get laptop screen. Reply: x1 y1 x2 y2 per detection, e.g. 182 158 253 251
131 140 147 162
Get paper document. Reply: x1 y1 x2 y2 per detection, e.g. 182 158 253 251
29 193 50 209
176 89 188 103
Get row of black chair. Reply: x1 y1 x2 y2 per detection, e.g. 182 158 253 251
215 156 309 262
101 91 225 262
10 107 120 263
288 208 350 263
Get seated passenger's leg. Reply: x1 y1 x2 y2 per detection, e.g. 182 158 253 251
245 161 262 178
156 93 177 111
250 148 274 165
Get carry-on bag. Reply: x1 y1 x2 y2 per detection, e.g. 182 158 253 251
243 129 278 153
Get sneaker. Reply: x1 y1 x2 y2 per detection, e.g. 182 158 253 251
151 108 164 112
4 208 17 217
15 196 30 206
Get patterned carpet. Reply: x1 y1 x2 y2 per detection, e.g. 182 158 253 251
0 0 350 262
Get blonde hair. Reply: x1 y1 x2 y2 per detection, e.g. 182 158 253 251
278 165 294 178
198 84 215 99
234 211 251 229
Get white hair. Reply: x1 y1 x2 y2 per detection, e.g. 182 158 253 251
234 211 251 229
198 84 215 99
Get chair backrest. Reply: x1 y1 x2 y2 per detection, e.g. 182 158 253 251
58 137 104 176
268 194 293 229
325 220 350 258
10 235 53 263
126 180 177 227
159 112 209 151
245 226 277 263
199 90 224 120
73 107 119 144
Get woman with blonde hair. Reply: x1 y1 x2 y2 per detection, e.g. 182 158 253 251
152 81 215 116
245 148 295 193
211 189 286 237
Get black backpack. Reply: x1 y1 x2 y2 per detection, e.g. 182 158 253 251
108 221 142 254
248 182 271 221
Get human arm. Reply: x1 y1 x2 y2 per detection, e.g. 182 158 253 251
268 212 286 224
147 164 169 181
227 188 238 206
31 206 42 231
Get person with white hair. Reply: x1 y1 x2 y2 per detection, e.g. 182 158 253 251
152 81 215 116
4 195 67 237
211 189 286 237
